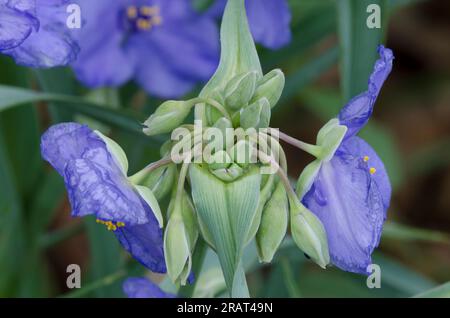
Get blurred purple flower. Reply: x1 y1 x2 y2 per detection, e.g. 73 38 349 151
208 0 291 49
0 0 79 67
123 277 175 298
41 122 166 273
72 0 219 98
302 46 394 274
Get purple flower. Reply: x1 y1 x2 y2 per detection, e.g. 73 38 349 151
71 0 219 98
0 0 79 67
123 277 175 298
301 46 394 274
41 122 166 273
208 0 291 49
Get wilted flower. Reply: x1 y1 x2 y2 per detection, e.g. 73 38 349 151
41 123 166 273
123 277 175 298
208 0 291 49
0 0 79 67
72 0 219 98
300 46 394 274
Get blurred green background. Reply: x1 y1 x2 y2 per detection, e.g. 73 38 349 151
0 0 449 297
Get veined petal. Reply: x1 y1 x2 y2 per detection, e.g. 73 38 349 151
4 24 79 67
41 123 105 176
302 144 385 274
72 0 134 87
115 209 166 273
123 277 175 298
207 0 291 49
246 0 291 49
63 147 148 224
338 46 394 138
0 5 37 50
340 136 391 216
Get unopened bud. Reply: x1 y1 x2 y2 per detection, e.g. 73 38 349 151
143 100 194 136
256 181 288 263
240 98 271 129
224 71 258 110
251 69 285 108
290 199 330 268
164 192 198 285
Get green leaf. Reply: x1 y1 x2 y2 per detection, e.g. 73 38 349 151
279 47 339 106
337 0 387 101
189 164 261 297
0 85 147 135
413 282 450 298
383 221 450 245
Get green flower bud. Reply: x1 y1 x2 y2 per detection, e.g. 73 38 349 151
164 191 198 285
251 69 285 108
240 98 271 129
256 181 288 263
246 173 277 244
290 199 330 269
143 100 194 136
224 71 258 110
141 164 177 201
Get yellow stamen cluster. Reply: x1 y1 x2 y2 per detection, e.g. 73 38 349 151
363 156 369 162
127 5 163 31
96 219 126 231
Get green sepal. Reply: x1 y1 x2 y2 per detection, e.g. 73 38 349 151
134 185 163 228
94 130 128 174
296 159 322 200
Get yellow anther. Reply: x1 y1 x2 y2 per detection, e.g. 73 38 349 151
127 6 138 19
369 167 376 175
363 156 369 162
96 219 124 231
137 18 152 30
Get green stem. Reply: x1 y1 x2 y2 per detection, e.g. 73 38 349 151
39 222 85 249
231 262 250 298
128 157 173 184
276 130 322 158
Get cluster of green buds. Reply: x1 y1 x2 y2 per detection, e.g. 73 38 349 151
136 0 343 297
